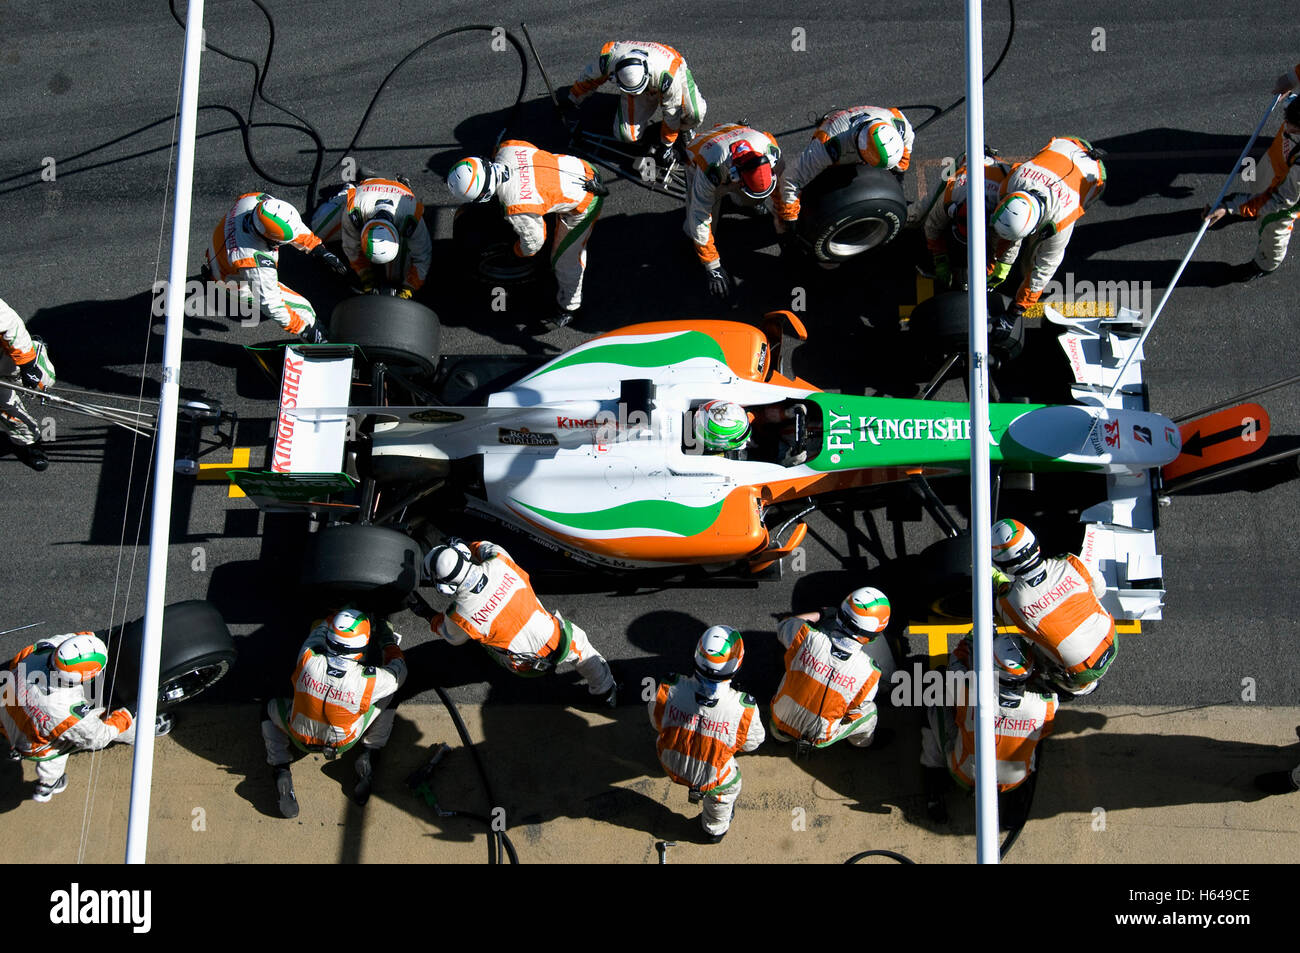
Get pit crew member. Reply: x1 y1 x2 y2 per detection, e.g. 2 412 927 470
1 295 54 471
203 192 348 343
418 539 618 705
0 633 170 802
919 632 1056 824
992 518 1117 696
649 625 763 842
769 587 890 752
923 151 1016 288
774 105 914 233
260 608 407 817
987 136 1107 316
683 122 783 298
446 142 605 328
567 40 707 160
1205 98 1300 280
310 175 432 297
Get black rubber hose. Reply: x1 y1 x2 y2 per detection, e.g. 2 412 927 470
844 849 916 864
909 0 1017 134
434 684 520 864
169 3 529 212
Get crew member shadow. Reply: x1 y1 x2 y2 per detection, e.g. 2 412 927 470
851 707 1297 835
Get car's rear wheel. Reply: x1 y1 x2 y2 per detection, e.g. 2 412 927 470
331 295 441 378
301 524 423 615
110 600 237 711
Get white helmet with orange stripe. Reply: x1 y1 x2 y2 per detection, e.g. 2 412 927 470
991 518 1044 577
991 190 1045 241
52 633 108 684
446 157 506 205
694 625 745 684
836 587 891 640
252 196 304 244
325 608 371 661
993 632 1035 702
855 119 905 169
360 211 400 265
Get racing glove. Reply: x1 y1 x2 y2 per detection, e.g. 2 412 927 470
707 266 733 299
18 362 47 392
396 288 414 300
299 323 328 345
933 253 952 287
987 262 1012 289
311 245 350 277
357 270 377 294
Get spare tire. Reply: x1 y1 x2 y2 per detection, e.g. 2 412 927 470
110 600 237 711
331 295 441 378
452 204 547 285
301 524 422 614
796 164 907 263
909 291 1024 363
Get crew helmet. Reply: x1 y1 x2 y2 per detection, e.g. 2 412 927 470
325 608 371 661
694 625 745 682
52 633 108 684
855 119 905 169
990 190 1044 241
613 52 651 94
425 541 486 597
728 140 777 200
836 586 891 639
253 197 302 243
446 157 504 205
991 518 1044 577
360 212 400 265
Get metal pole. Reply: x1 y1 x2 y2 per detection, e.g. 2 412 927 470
965 0 998 865
126 0 205 864
1106 93 1285 401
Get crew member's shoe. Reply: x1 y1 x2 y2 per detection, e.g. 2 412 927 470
273 765 299 818
15 442 48 472
33 774 68 803
353 749 380 806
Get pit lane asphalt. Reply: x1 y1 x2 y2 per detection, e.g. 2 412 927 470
2 2 1297 732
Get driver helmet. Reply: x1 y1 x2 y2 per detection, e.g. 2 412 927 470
253 197 304 244
325 608 371 662
835 587 891 640
855 119 905 169
991 518 1044 578
613 52 651 94
360 211 401 265
693 399 751 452
990 190 1044 241
52 633 108 684
446 157 505 205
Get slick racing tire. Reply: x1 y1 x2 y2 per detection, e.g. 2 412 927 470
915 534 973 621
796 165 907 263
908 291 1024 363
301 524 423 615
332 295 441 378
452 204 547 285
110 600 237 711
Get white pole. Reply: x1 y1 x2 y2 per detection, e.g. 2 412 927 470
1106 93 1284 401
126 0 205 865
965 0 999 864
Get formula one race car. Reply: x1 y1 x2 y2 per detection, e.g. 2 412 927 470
233 297 1179 620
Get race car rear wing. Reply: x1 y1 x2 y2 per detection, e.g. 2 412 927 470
1047 305 1166 620
230 344 356 511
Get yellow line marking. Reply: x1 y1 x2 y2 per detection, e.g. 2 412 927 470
908 619 1142 666
1023 300 1116 319
196 446 251 498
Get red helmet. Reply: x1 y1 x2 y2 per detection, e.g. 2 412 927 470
729 140 776 200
